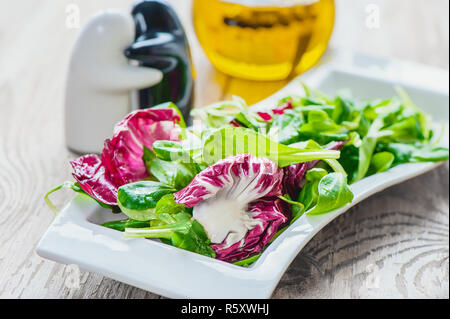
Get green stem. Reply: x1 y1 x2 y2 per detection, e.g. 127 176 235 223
233 253 262 267
103 219 151 232
124 222 188 239
124 227 173 240
44 181 80 214
324 158 347 175
158 214 177 225
277 150 340 167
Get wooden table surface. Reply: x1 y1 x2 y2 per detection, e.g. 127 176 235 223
0 0 448 299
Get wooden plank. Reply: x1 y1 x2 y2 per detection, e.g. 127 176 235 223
0 0 447 299
272 163 449 299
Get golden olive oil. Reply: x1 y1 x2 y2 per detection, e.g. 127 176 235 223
193 0 335 81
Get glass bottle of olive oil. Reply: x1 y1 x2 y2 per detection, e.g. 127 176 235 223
193 0 335 81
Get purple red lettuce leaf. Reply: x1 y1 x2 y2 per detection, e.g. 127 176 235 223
70 154 118 206
71 108 181 206
174 153 288 263
174 153 283 208
257 112 273 121
102 108 181 186
211 198 288 262
272 100 293 115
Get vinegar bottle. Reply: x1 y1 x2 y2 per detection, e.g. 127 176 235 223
193 0 335 81
125 0 194 122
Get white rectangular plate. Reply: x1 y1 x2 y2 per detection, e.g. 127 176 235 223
37 52 449 299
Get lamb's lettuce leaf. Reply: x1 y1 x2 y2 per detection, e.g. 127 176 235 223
300 109 345 135
377 143 449 165
293 169 353 216
117 181 175 221
269 110 304 145
368 152 395 175
143 146 200 191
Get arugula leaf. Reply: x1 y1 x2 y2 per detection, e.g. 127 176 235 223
288 140 346 176
202 127 341 167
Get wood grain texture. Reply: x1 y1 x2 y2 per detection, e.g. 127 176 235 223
0 0 448 299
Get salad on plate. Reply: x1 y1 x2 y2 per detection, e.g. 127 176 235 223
46 84 449 267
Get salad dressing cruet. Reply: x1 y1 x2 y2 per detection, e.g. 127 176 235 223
193 0 335 81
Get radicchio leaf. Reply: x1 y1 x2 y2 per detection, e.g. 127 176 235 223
257 112 273 121
229 120 241 127
174 154 287 261
212 198 288 262
272 100 293 115
70 154 118 206
174 154 283 208
102 108 181 186
71 108 182 206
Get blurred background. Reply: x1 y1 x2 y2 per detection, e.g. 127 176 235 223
0 0 448 298
1 0 446 106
